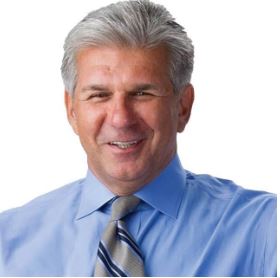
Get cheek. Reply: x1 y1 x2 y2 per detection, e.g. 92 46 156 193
140 102 177 137
135 103 162 132
75 105 104 139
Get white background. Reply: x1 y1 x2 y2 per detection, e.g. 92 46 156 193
0 0 279 212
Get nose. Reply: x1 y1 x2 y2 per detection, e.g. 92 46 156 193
108 95 137 129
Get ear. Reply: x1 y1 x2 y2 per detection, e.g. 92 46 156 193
64 91 79 135
177 84 194 133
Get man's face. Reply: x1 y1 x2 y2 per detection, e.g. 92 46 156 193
65 46 194 195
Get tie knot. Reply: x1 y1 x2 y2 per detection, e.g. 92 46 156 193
111 195 140 221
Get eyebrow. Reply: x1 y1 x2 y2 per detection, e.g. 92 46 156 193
132 84 159 91
81 83 160 93
81 85 109 93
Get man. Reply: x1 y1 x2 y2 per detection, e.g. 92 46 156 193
0 0 276 276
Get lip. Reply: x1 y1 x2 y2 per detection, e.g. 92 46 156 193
109 140 139 147
106 139 145 154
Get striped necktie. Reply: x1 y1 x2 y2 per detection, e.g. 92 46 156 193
94 196 145 277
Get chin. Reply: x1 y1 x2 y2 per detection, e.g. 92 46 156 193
109 165 148 183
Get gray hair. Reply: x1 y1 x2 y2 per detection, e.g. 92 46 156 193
61 0 194 95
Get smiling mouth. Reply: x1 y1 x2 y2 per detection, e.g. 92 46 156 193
109 140 140 149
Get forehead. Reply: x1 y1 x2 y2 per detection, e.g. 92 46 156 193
75 46 171 88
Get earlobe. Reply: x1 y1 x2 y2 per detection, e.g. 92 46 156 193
177 84 194 133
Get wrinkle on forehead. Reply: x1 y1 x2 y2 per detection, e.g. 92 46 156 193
75 46 173 94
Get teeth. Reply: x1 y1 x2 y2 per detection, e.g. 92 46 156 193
110 141 138 149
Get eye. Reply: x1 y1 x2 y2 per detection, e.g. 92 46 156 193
86 92 110 100
134 91 152 97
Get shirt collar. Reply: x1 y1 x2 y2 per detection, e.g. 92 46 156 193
76 171 115 220
135 154 186 219
76 154 186 220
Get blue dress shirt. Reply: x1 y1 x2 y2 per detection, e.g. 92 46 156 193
0 155 276 276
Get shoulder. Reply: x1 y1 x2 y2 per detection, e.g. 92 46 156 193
183 171 276 275
186 170 276 204
0 178 87 275
185 170 276 227
0 178 85 231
